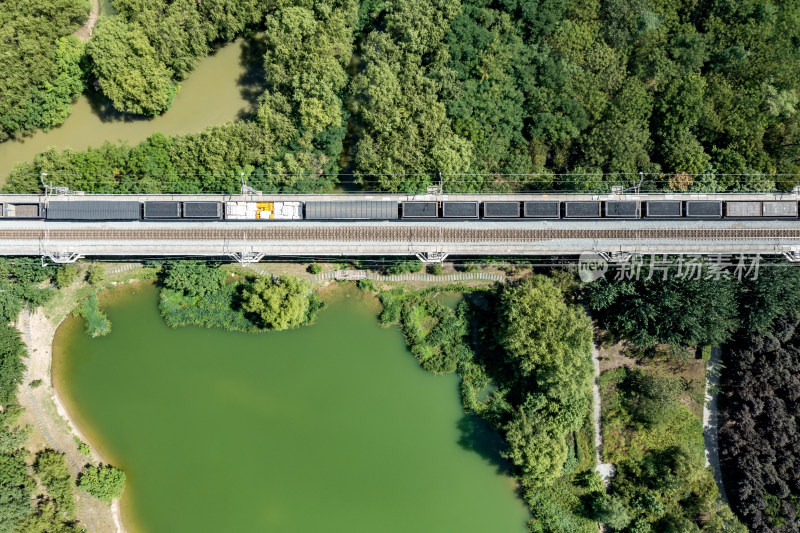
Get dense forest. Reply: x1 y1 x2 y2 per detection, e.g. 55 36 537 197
4 0 800 192
0 0 89 142
720 319 800 532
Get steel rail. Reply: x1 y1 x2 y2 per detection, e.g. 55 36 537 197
2 227 800 241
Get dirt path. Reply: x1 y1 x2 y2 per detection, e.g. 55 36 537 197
703 347 729 504
592 344 614 484
16 307 121 533
74 0 100 42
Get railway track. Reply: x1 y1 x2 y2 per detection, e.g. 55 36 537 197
1 226 800 241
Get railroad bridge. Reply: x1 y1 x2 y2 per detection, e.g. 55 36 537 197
0 193 799 263
6 219 800 264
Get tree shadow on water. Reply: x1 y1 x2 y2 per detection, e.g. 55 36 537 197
237 34 268 120
85 85 155 125
456 414 513 476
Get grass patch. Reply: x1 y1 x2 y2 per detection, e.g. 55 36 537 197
74 295 111 337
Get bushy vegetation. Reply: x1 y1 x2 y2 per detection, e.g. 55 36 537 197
0 373 80 532
719 317 800 532
386 258 424 275
75 295 111 337
159 262 323 332
241 276 316 330
87 0 264 116
0 259 56 326
54 265 79 290
0 325 28 408
77 464 126 502
381 275 597 531
0 0 89 142
598 367 744 532
85 265 105 286
34 450 75 520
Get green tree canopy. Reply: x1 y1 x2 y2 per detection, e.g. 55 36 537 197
77 464 126 502
241 276 311 330
496 275 593 487
162 262 226 298
586 260 740 349
87 17 178 116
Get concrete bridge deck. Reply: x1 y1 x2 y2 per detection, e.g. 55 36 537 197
0 219 798 261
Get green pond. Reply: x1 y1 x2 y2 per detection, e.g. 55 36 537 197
53 283 529 533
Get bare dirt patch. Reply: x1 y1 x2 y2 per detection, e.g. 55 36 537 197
597 338 708 420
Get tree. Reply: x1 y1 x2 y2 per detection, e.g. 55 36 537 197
498 276 592 377
590 493 631 530
241 276 310 330
85 264 105 286
87 17 178 116
0 0 89 141
162 262 226 297
34 450 75 519
54 265 78 289
586 259 740 349
77 464 126 502
0 325 27 406
496 276 593 486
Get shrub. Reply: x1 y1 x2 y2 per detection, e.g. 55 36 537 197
77 464 126 502
34 450 75 519
29 379 43 389
427 263 444 275
308 263 323 274
242 276 311 330
74 436 91 457
378 293 400 325
162 262 226 297
386 259 423 275
86 265 105 285
357 279 376 292
54 265 78 288
76 295 111 337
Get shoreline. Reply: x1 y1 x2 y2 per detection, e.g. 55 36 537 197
17 289 131 533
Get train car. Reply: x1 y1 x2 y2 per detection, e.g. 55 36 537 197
46 201 140 221
726 202 761 217
686 200 722 218
762 201 798 217
402 202 437 218
483 202 520 218
605 201 640 218
564 201 601 218
646 201 682 218
144 201 182 219
523 201 560 218
306 201 398 220
5 203 43 219
442 201 479 218
225 201 302 220
183 201 222 219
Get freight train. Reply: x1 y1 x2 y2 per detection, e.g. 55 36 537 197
0 198 798 221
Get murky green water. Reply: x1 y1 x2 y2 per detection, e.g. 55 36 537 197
53 283 528 533
0 36 265 180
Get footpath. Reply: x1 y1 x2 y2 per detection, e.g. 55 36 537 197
703 347 729 504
